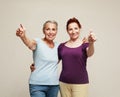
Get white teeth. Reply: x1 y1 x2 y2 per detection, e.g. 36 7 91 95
48 35 54 38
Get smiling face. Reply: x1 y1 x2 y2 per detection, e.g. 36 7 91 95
66 17 82 41
43 22 57 41
67 22 81 40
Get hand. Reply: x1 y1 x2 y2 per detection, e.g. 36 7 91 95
30 63 35 72
88 31 96 44
16 24 26 38
82 37 88 43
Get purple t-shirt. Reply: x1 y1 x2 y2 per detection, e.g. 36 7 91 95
58 42 89 84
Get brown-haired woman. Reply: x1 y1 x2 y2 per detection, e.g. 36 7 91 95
58 17 96 97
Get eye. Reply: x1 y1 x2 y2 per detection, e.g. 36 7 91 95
68 28 72 31
74 27 78 30
46 28 50 31
52 28 56 31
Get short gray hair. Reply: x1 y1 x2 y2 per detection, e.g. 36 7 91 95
43 20 58 31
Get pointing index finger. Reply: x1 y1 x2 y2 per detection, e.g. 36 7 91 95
20 24 23 29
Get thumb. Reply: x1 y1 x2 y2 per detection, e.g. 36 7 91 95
82 37 88 43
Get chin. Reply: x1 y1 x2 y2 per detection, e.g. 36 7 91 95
72 37 79 40
48 38 55 41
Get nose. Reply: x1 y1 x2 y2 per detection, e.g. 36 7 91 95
72 29 76 33
49 30 53 34
49 29 56 34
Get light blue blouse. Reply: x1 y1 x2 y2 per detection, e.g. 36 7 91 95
29 38 59 85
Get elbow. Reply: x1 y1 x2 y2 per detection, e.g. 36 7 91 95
28 41 36 50
28 45 36 51
87 54 93 57
87 52 94 57
29 46 36 51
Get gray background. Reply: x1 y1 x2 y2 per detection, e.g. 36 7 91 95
0 0 120 97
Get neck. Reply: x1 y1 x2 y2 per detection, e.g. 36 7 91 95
43 38 54 48
69 38 80 43
66 38 83 48
43 38 53 43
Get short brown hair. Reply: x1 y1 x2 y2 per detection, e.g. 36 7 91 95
66 17 82 30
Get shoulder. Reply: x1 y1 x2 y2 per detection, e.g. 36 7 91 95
58 42 67 51
82 43 89 48
33 38 42 43
58 42 66 48
54 41 60 47
33 38 39 41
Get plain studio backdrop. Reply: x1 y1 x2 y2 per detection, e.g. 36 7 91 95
0 0 120 97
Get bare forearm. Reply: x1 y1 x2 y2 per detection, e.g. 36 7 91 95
87 31 96 57
20 35 36 50
87 43 94 57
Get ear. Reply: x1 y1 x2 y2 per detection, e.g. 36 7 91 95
43 29 45 34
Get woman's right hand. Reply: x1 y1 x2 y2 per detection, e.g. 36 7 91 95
16 24 26 38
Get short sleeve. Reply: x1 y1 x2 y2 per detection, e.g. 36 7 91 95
58 43 64 60
82 43 89 49
82 43 89 57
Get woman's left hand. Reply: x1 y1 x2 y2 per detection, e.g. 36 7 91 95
88 31 96 43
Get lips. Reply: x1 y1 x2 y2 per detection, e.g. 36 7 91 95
47 34 56 38
48 35 54 38
71 34 78 37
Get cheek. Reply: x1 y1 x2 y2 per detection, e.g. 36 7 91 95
75 30 80 34
67 31 72 35
53 31 57 35
44 31 49 35
43 30 46 34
